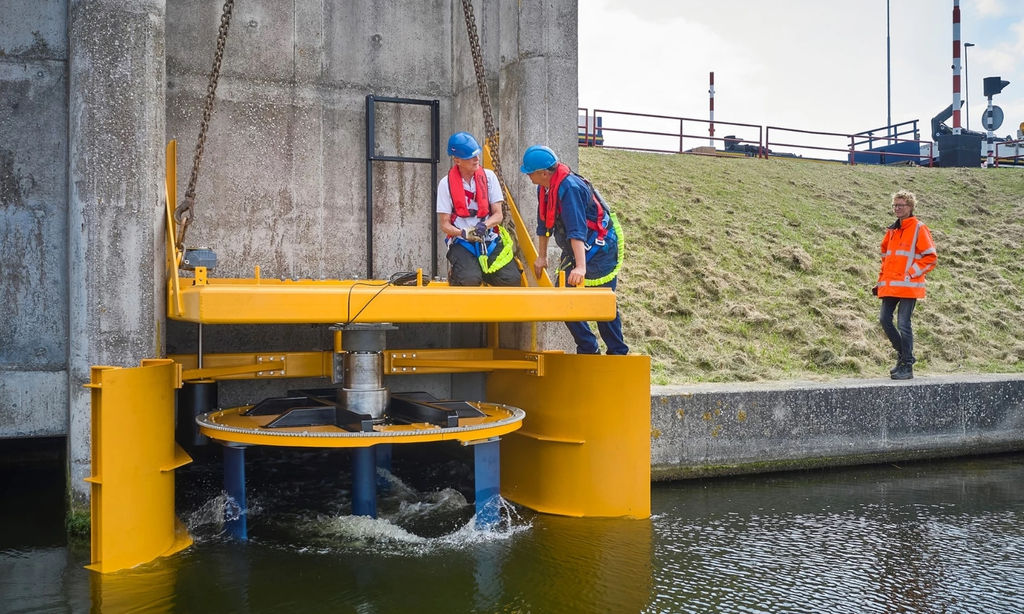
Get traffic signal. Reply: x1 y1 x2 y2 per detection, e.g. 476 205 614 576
983 77 1009 97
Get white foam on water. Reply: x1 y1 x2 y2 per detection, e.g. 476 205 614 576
184 491 264 542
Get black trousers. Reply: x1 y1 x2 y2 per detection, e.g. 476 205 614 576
446 239 521 286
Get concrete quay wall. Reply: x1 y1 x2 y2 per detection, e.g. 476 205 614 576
650 374 1024 480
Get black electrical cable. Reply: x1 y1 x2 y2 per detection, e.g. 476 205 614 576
342 272 419 325
344 280 389 325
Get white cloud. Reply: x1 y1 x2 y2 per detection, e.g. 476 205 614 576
579 1 1024 150
974 0 1006 18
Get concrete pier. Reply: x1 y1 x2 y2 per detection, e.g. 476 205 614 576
66 0 169 511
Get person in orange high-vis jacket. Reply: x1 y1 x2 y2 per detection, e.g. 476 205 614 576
873 190 937 380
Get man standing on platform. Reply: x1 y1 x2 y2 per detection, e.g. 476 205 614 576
520 145 628 355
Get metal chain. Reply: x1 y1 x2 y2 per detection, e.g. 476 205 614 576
175 0 236 251
459 0 521 249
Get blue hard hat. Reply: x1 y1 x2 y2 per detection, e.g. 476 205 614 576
447 132 482 159
520 145 558 174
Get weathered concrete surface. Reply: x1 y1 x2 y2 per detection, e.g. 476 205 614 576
0 1 68 438
651 374 1024 480
67 0 168 507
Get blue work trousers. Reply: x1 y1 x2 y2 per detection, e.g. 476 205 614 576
564 277 629 355
879 297 917 363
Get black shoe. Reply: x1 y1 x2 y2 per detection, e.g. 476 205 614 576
889 354 906 375
891 362 914 380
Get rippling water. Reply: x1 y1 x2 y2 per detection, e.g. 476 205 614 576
2 445 1023 613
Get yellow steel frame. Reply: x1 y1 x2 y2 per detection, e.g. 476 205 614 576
168 348 546 382
169 278 615 324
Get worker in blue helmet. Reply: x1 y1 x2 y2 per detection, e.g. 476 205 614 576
436 132 520 286
521 145 628 355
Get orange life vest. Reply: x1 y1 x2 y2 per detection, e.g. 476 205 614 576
537 163 608 242
447 166 489 224
876 216 937 299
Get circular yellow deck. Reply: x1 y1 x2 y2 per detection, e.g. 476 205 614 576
197 402 525 448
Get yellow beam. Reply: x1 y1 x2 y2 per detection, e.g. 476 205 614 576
167 349 545 381
169 352 332 381
164 140 183 317
385 348 543 375
170 278 615 324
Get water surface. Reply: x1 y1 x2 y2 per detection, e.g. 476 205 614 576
2 444 1022 613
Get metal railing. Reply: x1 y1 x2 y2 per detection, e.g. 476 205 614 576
578 107 763 157
765 125 933 166
994 139 1024 167
850 119 921 150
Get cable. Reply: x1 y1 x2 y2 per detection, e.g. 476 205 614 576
344 280 391 325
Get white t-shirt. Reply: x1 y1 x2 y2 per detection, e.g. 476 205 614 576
436 168 503 237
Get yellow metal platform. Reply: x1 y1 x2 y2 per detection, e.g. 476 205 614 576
168 276 616 325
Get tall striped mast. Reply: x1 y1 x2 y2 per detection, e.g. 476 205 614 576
708 72 715 147
952 0 962 135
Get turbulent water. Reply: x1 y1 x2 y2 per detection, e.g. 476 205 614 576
2 445 1023 613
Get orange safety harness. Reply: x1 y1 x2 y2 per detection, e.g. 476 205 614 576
447 166 490 224
537 163 609 243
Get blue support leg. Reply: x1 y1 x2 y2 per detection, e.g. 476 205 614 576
352 446 377 518
474 438 501 529
375 443 392 491
223 444 247 540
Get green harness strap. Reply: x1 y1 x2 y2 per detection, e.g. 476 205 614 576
478 225 515 274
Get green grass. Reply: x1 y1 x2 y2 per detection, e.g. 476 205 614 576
579 148 1024 383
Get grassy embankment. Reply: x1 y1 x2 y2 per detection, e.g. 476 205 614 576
578 148 1024 384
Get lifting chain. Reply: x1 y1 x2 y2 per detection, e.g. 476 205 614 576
174 0 236 252
459 0 522 255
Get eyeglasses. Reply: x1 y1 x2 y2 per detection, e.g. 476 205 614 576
892 203 910 208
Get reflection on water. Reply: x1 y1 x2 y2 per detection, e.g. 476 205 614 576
2 444 1024 613
650 457 1024 614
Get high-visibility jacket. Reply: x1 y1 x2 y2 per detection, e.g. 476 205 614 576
876 216 937 299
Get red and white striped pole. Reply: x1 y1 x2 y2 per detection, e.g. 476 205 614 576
952 0 962 135
708 71 715 147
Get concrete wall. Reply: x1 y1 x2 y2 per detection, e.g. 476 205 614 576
1 0 581 508
0 1 68 438
651 374 1024 480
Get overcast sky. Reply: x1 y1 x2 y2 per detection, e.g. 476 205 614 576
579 0 1024 153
